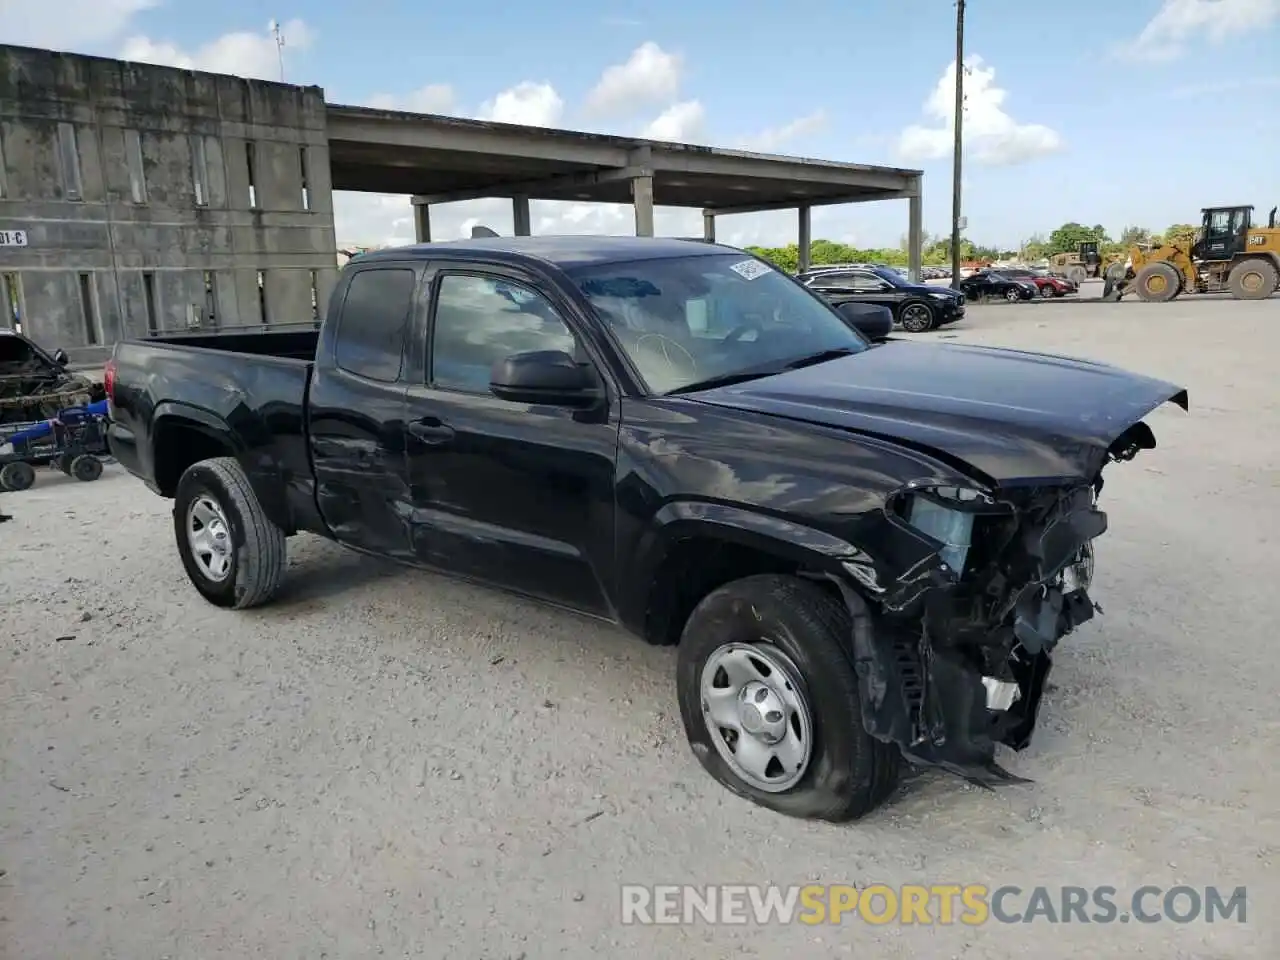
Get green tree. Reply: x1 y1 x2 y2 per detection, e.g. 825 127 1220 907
1119 225 1153 246
1047 222 1108 256
1164 223 1198 246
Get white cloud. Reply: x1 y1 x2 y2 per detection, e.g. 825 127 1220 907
642 100 706 141
897 56 1063 167
740 110 828 152
365 84 458 115
119 18 314 80
0 0 157 49
1117 0 1280 61
584 41 682 116
476 81 565 127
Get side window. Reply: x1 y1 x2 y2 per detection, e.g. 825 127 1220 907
1208 210 1231 234
334 267 416 382
849 272 885 292
431 273 576 393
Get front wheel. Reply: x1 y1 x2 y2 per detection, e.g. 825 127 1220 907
676 574 900 822
899 301 936 333
1005 287 1022 302
1039 284 1054 299
0 461 35 492
173 456 287 609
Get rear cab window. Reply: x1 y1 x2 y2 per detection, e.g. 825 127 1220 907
333 267 418 382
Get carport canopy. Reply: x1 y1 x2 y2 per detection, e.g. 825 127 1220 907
325 105 925 275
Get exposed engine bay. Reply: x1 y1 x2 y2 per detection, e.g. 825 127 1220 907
0 333 102 426
833 418 1168 787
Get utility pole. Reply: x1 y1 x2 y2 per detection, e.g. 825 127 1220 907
269 19 286 82
950 0 965 290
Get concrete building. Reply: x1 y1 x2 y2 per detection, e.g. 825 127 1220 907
0 45 340 354
1 43 923 357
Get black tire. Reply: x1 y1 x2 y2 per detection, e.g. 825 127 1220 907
1226 257 1279 301
898 300 936 333
1067 266 1086 285
0 461 36 492
69 454 103 482
57 454 74 475
1004 287 1021 303
676 574 900 822
173 456 287 609
1133 262 1181 302
1039 284 1054 299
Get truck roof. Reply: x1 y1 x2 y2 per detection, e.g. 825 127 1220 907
354 235 744 271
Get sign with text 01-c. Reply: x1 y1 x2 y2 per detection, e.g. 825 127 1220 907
0 229 28 247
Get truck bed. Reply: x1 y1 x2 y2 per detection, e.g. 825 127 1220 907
140 325 319 361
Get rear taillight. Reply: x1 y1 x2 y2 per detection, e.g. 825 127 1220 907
103 359 116 401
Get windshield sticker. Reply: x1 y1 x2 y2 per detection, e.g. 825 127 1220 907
728 259 771 281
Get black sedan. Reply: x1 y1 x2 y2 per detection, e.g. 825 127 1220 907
958 270 1039 302
799 267 965 333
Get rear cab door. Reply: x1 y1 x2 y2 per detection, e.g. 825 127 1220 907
399 256 623 617
308 259 422 559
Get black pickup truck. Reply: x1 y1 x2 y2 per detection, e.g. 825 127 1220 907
106 236 1188 821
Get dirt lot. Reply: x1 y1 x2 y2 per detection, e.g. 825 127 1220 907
2 295 1277 959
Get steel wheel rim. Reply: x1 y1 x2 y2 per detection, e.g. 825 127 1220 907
902 304 931 331
1040 285 1053 298
1240 270 1263 293
187 494 233 582
699 641 814 793
1006 288 1020 301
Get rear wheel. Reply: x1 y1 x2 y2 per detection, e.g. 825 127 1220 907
676 574 900 822
1132 262 1182 302
1227 257 1278 301
0 461 35 492
899 301 936 333
1039 284 1054 299
173 456 287 609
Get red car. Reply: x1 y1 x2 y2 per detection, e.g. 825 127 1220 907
1004 269 1076 298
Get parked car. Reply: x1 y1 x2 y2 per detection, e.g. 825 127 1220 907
958 269 1040 302
1001 268 1076 298
799 266 965 332
105 236 1187 823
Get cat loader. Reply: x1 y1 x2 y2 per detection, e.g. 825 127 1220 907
1115 205 1280 302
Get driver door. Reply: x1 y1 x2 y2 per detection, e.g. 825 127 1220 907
400 263 620 616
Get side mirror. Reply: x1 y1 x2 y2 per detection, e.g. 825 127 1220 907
490 349 599 407
52 348 70 366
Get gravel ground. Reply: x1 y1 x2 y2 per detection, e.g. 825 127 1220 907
2 295 1277 959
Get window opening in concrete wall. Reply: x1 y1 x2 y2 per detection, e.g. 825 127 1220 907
143 271 158 334
57 122 83 200
125 129 147 204
1 273 22 331
78 272 99 344
203 271 218 328
300 146 311 211
0 129 8 198
257 269 268 324
191 135 209 206
309 269 321 322
246 141 259 208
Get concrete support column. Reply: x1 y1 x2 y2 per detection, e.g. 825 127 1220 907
411 197 431 243
797 204 812 273
512 195 531 236
702 212 716 243
907 184 923 282
632 175 655 237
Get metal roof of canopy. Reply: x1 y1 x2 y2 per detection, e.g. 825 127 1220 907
324 104 922 215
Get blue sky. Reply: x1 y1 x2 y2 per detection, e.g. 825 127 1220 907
7 0 1280 248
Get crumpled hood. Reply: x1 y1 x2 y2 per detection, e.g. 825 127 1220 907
692 341 1189 485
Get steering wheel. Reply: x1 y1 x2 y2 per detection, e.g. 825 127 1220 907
721 324 761 344
634 334 697 375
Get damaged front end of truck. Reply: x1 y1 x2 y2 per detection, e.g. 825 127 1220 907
831 404 1188 787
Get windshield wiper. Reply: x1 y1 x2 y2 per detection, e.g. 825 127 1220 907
780 347 859 371
666 368 780 395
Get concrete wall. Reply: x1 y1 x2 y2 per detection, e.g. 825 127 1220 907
0 45 339 354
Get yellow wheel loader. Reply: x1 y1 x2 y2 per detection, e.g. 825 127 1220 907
1116 205 1280 302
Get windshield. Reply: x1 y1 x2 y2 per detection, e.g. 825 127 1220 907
570 253 869 394
870 267 907 286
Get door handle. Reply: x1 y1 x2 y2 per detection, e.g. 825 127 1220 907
407 419 455 446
